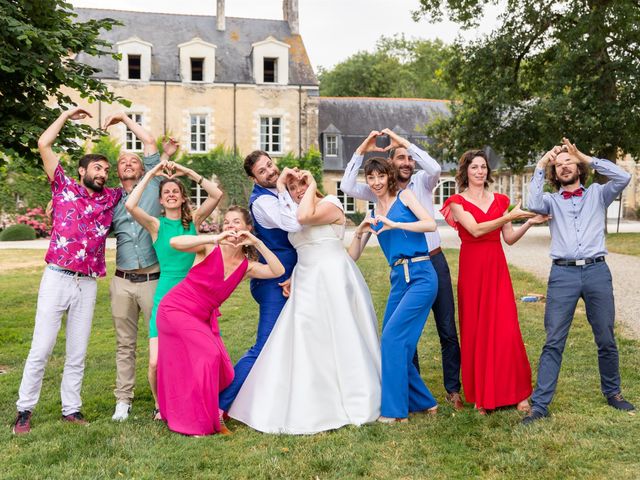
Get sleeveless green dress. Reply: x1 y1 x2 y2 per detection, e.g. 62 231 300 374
149 217 197 338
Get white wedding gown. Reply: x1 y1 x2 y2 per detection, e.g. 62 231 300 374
229 196 381 434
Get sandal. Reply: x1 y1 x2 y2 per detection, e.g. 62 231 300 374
377 416 409 424
152 408 163 421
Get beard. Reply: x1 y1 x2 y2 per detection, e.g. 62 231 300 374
558 171 580 186
83 174 105 192
396 169 413 183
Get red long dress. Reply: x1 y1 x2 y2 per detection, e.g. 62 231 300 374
441 193 532 409
157 246 247 435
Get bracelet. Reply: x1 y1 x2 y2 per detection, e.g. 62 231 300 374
197 176 204 186
355 233 363 239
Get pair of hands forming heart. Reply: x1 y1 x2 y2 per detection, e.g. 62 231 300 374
217 229 258 248
152 160 187 179
356 128 410 155
357 214 397 236
541 137 590 167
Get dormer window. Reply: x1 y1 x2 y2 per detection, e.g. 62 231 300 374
252 37 290 85
128 55 141 80
263 58 277 83
178 38 216 83
191 58 204 82
116 37 152 81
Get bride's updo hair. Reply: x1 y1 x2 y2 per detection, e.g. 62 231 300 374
224 205 259 261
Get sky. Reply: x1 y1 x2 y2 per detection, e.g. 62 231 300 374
70 0 502 71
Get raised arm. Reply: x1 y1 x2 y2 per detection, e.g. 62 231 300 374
124 162 165 237
170 163 223 229
561 138 630 206
241 231 286 279
375 190 437 234
103 112 157 157
382 128 441 188
449 200 535 238
38 108 92 180
169 230 236 254
340 131 383 202
296 171 344 226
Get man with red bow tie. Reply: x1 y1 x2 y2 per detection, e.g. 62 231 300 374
523 137 634 425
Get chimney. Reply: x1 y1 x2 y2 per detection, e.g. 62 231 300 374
283 0 299 35
216 0 225 31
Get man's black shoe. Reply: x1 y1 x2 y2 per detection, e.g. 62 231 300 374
521 409 548 426
607 393 635 412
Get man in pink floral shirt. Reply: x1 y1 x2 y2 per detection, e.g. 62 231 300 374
13 108 122 435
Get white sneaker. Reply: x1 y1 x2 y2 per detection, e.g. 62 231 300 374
112 402 131 421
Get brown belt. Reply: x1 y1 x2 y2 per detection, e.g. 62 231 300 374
429 247 442 256
115 269 161 283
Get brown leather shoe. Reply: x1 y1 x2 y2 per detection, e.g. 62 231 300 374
445 392 464 411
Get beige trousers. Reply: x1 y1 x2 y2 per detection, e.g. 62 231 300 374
110 275 157 404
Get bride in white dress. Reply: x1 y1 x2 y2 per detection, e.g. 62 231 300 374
228 168 381 434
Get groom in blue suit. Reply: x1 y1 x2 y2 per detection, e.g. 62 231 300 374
219 150 299 411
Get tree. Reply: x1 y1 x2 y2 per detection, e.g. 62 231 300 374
414 1 640 169
319 36 456 100
0 0 126 166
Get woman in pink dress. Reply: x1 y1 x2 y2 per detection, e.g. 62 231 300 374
156 206 284 436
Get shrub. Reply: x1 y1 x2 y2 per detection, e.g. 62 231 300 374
15 207 51 238
346 211 366 225
0 224 37 241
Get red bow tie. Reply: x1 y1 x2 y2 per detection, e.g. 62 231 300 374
561 189 583 199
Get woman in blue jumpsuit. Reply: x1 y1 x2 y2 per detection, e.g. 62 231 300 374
349 157 439 422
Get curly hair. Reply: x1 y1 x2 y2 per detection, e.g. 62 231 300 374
546 160 589 191
225 205 259 261
455 149 494 190
363 157 399 196
159 178 193 231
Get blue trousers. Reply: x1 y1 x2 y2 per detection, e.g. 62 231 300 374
412 250 461 393
381 260 439 418
531 261 621 415
219 281 287 411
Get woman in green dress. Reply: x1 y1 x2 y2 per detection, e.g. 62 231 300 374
125 159 222 419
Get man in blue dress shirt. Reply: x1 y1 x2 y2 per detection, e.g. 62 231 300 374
523 138 635 425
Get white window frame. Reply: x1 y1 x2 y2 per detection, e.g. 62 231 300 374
336 181 356 214
325 134 338 157
252 37 290 85
125 113 143 151
260 117 282 154
178 38 217 83
190 183 205 208
189 114 208 153
509 175 515 203
116 37 152 82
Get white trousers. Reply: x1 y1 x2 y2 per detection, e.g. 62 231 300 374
16 266 98 416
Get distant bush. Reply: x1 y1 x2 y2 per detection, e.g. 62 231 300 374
346 211 366 225
15 207 51 238
0 224 37 241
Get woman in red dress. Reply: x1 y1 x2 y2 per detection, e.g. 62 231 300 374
441 150 546 414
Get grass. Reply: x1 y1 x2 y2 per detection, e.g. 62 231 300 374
1 248 638 479
607 232 640 257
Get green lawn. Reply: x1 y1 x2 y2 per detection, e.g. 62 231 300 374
607 232 640 257
1 249 638 479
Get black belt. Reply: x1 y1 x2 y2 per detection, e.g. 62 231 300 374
429 247 442 256
48 265 92 277
115 269 161 283
553 256 605 267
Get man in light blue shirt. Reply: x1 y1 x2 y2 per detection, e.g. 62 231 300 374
523 138 634 425
103 113 177 421
341 129 463 410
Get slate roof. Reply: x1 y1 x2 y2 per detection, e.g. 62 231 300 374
318 97 454 170
73 8 318 85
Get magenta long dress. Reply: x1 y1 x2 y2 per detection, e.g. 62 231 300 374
156 246 248 435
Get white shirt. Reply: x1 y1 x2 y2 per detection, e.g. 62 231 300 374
252 188 302 233
340 144 443 251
